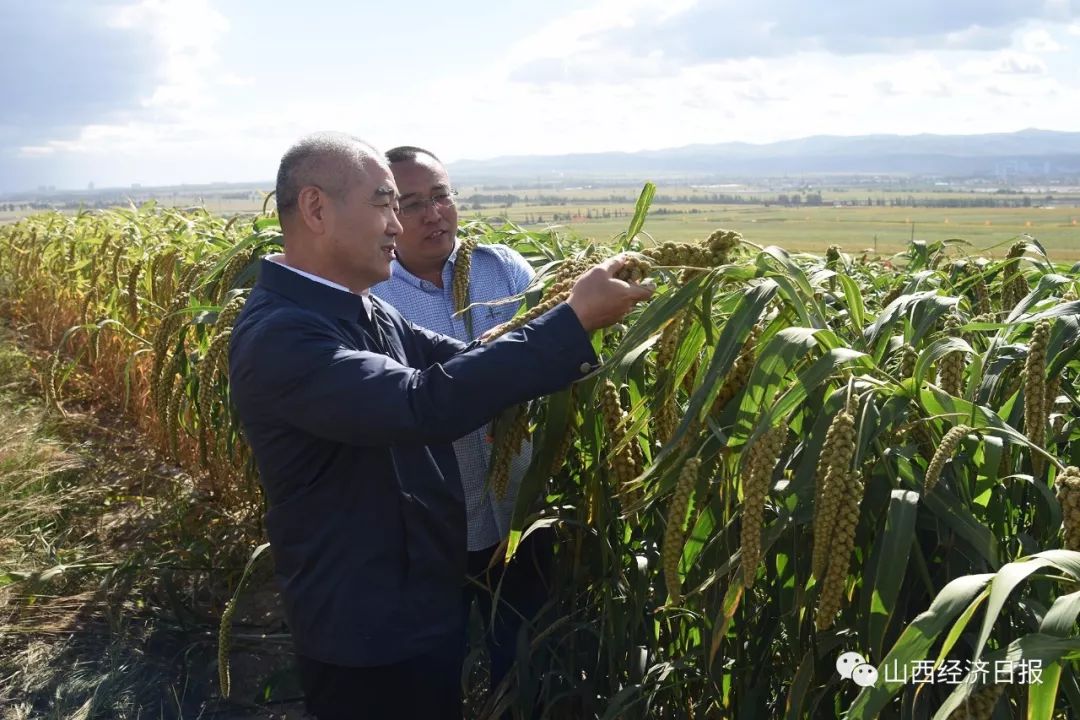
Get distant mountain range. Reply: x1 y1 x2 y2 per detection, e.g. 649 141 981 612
448 129 1080 182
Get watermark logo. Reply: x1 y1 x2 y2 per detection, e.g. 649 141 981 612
836 650 1044 688
882 658 1043 685
852 663 879 688
836 651 878 688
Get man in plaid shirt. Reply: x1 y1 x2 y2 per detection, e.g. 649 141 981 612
371 146 549 696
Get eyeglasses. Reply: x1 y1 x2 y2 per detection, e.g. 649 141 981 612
396 189 458 218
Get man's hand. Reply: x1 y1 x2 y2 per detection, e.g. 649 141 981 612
566 254 655 332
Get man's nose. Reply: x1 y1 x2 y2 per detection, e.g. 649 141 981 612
388 209 403 235
421 199 441 221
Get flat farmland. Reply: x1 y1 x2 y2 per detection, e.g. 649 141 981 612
6 183 1079 260
465 201 1080 259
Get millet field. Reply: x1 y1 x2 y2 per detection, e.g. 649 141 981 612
1 184 1080 719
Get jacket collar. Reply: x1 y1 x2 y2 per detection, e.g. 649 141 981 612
256 258 367 321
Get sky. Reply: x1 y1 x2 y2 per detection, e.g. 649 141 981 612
1 0 1079 193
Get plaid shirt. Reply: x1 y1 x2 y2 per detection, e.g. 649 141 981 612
371 240 535 550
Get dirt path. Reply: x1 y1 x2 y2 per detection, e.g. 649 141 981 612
0 326 307 720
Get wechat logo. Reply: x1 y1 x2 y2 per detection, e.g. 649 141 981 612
837 651 879 688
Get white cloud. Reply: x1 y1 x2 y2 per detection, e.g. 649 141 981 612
1042 0 1075 21
504 0 697 78
860 54 957 97
17 146 55 158
13 0 237 177
506 0 645 65
433 39 1080 160
509 49 676 84
734 85 787 103
940 24 1011 50
218 73 255 87
505 0 1080 84
109 0 229 111
22 123 172 156
996 51 1049 73
1019 27 1062 51
6 0 1080 191
960 50 1048 75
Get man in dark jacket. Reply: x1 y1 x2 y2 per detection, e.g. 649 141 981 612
228 132 651 719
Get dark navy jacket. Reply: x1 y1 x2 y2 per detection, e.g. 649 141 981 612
228 259 597 667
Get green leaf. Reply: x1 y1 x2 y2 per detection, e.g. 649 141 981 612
682 503 715 579
784 635 849 720
935 586 991 665
846 573 994 719
709 582 743 668
934 634 1080 720
621 182 656 250
606 268 713 372
751 345 870 449
1028 662 1064 720
1006 276 1077 323
1048 315 1080 376
761 246 829 328
972 557 1080 669
836 273 867 337
655 279 777 463
1040 589 1080 637
919 386 1051 464
733 327 820 442
864 288 932 346
867 490 920 660
1027 590 1080 720
922 484 1000 569
507 387 576 557
913 336 974 390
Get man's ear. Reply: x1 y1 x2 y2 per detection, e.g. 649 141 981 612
296 186 329 234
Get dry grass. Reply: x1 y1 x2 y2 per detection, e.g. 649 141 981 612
0 327 302 720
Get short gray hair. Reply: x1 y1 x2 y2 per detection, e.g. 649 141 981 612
275 132 380 217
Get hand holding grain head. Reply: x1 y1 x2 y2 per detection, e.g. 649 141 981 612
567 254 655 332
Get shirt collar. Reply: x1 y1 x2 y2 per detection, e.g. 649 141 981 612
390 237 463 290
258 255 370 321
445 237 465 264
267 253 355 294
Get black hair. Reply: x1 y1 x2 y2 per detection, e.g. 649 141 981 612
385 145 441 165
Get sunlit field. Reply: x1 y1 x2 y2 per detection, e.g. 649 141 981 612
467 202 1080 259
2 185 1080 717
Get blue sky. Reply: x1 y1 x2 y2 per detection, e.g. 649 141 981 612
2 0 1079 192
